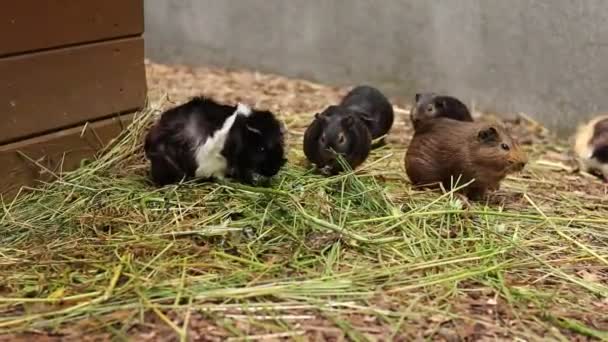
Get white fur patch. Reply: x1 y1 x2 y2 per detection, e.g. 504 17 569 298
194 104 252 179
585 147 594 160
573 114 608 180
236 102 252 117
584 156 602 170
582 155 608 178
246 126 262 135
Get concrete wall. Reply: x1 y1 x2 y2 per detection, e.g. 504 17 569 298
144 0 608 136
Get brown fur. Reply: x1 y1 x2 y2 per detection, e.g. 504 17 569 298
591 118 608 147
404 118 528 199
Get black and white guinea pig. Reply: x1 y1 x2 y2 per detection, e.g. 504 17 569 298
410 92 473 132
144 97 287 186
303 105 371 175
573 114 608 182
339 85 394 141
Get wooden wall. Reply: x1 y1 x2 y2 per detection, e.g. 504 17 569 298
0 0 147 197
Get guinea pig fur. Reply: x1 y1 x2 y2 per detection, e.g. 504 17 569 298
144 97 287 186
573 114 608 182
303 105 372 175
405 118 528 200
410 92 473 131
339 85 394 140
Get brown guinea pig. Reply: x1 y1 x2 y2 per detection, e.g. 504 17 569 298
303 105 372 175
410 93 473 131
573 114 608 182
404 118 528 199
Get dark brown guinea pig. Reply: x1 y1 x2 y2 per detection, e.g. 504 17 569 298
339 85 394 141
410 93 473 131
405 118 528 199
573 114 608 182
303 105 372 175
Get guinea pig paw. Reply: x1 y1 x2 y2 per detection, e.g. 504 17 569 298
251 173 272 187
251 173 262 183
319 165 334 176
454 193 472 209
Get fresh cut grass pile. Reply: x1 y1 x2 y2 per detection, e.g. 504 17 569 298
1 63 607 341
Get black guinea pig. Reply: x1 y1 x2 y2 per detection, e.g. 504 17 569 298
410 92 473 132
303 105 371 175
144 97 287 186
339 85 394 142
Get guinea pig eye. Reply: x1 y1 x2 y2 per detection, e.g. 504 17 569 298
426 104 434 113
320 135 326 144
501 143 510 151
338 133 346 144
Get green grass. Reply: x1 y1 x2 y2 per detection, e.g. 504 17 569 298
1 105 607 340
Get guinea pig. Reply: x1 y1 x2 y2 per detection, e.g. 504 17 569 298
405 118 528 199
573 114 608 182
339 85 394 141
410 93 473 131
303 105 372 175
144 97 287 186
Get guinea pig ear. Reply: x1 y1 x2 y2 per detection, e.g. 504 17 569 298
415 93 421 102
478 126 499 144
314 112 325 120
359 113 374 124
314 112 328 125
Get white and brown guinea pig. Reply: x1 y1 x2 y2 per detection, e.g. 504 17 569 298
573 115 608 182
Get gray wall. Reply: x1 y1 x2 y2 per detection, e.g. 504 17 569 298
145 0 608 136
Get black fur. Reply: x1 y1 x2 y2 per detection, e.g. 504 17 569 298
592 145 608 164
339 85 394 141
223 107 287 183
410 93 473 131
592 118 608 140
590 118 608 164
144 97 286 186
591 118 608 148
303 105 371 175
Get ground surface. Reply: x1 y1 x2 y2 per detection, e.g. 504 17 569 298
1 61 607 341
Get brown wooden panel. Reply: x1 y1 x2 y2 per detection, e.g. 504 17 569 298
0 0 143 56
0 113 134 198
0 37 146 144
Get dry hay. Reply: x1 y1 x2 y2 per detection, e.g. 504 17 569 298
0 61 606 341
